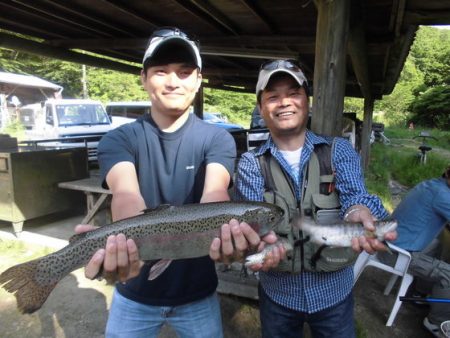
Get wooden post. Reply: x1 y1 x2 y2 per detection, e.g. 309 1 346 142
311 0 350 136
361 98 374 169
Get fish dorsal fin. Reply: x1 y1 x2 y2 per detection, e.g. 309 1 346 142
68 232 88 244
141 204 172 215
148 259 172 280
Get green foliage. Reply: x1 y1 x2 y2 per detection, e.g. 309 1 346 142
2 120 25 139
385 126 450 155
366 137 448 194
365 143 395 211
204 88 255 127
409 85 450 129
375 58 423 127
34 59 83 98
87 68 148 102
410 26 450 87
343 97 364 116
366 126 450 211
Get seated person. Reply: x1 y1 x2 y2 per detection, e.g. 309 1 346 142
380 166 450 337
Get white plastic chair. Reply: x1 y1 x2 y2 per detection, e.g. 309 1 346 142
353 242 414 326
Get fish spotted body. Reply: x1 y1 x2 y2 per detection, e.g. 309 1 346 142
0 201 283 314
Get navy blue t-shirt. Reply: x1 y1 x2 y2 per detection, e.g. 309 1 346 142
97 113 236 306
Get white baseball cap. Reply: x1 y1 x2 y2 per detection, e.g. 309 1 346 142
143 27 202 70
256 59 308 96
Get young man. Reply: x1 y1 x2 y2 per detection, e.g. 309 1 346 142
76 27 252 338
231 59 396 337
380 166 450 337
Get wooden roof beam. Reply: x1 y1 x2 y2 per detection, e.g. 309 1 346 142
95 0 161 30
201 46 299 59
47 38 299 60
238 0 276 33
175 0 240 35
204 82 253 93
403 10 450 25
12 0 133 37
0 3 101 39
0 32 140 75
0 19 66 40
47 36 315 48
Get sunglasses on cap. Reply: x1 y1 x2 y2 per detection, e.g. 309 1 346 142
150 27 199 47
260 59 303 72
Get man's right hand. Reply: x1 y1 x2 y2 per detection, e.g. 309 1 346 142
74 224 144 283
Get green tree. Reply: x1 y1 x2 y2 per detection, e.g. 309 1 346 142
32 59 83 98
410 26 450 87
409 85 450 129
204 87 255 127
375 58 424 126
87 68 147 102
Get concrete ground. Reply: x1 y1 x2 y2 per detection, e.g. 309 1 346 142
0 211 437 338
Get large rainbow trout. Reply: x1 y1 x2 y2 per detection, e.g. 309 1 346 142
0 201 283 314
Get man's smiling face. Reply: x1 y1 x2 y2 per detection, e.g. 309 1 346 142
142 62 201 117
259 73 309 137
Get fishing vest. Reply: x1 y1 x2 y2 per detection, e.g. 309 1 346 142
257 139 359 273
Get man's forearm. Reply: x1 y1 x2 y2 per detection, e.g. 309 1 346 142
111 192 146 221
200 189 230 203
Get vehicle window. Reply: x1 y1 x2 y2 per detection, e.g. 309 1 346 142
109 106 126 117
126 106 148 118
45 105 53 125
107 104 151 118
56 104 110 126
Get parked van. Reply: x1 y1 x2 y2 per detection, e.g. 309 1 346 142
26 99 113 161
105 101 151 128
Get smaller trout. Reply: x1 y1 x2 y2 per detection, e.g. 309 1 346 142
244 219 397 266
300 218 397 247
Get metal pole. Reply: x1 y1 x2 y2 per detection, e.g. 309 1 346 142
400 296 450 304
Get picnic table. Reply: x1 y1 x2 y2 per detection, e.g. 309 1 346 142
58 172 111 225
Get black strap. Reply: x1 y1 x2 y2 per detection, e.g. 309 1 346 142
310 245 327 269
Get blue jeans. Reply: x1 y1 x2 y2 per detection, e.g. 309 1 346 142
259 286 356 338
105 290 223 338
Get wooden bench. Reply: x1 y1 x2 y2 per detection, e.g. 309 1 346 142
58 173 111 225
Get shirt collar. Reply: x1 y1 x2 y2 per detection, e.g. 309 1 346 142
253 129 332 157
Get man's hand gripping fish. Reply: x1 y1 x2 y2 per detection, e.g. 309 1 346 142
0 201 283 314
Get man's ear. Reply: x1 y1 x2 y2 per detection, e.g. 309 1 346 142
195 71 203 93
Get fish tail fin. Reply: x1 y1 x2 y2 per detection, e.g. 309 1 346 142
0 260 58 314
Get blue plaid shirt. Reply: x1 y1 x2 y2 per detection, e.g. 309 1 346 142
235 130 388 313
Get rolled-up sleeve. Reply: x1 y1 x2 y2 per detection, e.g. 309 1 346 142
333 138 389 219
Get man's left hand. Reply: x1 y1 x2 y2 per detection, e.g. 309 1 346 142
346 205 397 254
209 219 280 266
